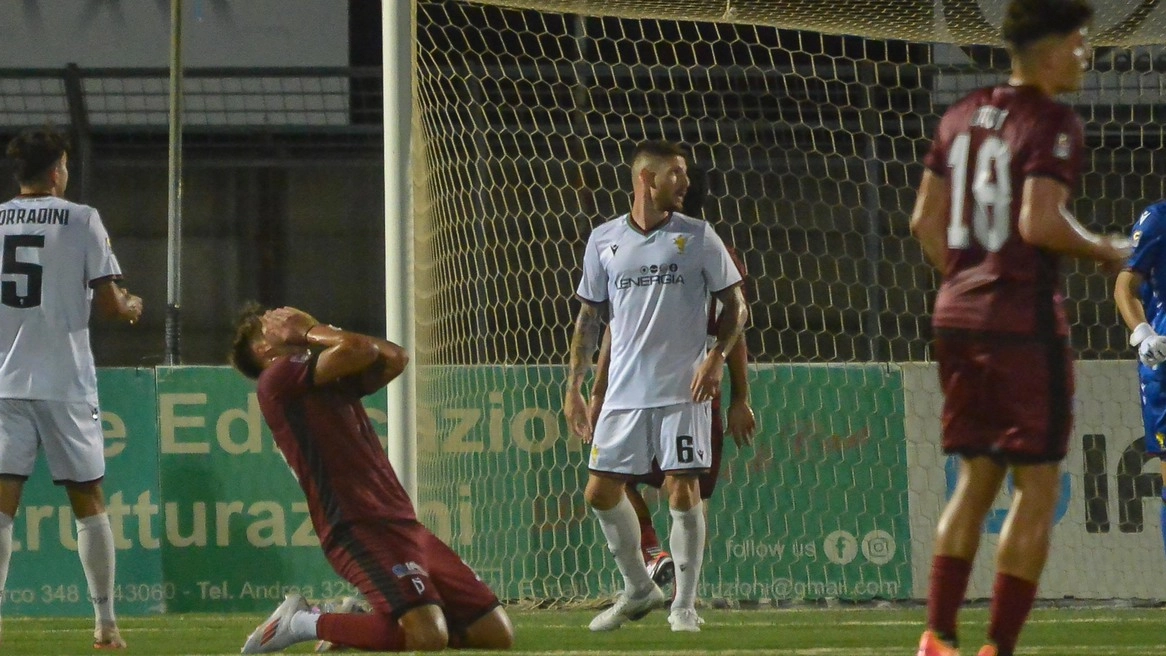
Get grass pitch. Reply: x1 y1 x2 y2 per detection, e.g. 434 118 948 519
5 606 1162 655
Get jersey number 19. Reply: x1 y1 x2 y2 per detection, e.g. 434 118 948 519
947 133 1012 252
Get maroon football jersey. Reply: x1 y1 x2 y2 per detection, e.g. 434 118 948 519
923 85 1085 336
257 353 416 547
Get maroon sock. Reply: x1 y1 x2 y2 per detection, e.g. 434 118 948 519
927 555 973 645
317 612 405 651
988 573 1038 656
640 516 661 561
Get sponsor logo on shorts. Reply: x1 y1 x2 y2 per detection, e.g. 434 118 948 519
391 561 429 578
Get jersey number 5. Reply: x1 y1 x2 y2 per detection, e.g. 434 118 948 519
1 234 45 308
947 133 1012 252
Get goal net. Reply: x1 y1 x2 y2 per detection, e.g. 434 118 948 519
410 0 1166 606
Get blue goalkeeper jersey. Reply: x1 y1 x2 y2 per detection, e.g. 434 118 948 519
1128 201 1166 335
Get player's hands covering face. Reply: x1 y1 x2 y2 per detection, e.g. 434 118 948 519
261 306 318 347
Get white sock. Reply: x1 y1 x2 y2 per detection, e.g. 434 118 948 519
593 496 655 596
76 513 116 625
290 609 320 641
0 513 12 620
669 501 705 611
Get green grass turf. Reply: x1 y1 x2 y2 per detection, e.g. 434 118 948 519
4 606 1162 655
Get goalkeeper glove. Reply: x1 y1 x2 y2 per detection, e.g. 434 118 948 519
1131 323 1166 368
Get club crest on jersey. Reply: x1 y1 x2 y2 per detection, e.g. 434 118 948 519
610 244 618 255
673 235 688 254
1053 133 1071 160
1133 230 1142 246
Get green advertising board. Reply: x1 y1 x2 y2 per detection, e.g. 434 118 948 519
8 363 909 616
5 368 163 617
417 363 912 604
154 367 371 613
700 364 911 603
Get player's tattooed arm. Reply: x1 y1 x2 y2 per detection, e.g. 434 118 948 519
585 327 613 436
692 284 747 403
565 300 607 440
710 284 747 361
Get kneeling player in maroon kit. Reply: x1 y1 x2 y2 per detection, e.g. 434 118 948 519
230 305 514 653
910 2 1128 655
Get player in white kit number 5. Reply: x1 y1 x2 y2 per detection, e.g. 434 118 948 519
563 140 748 633
0 127 143 649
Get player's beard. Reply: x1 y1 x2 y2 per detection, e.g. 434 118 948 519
655 189 684 213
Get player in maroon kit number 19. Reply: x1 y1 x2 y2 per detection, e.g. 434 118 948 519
230 305 514 653
909 2 1128 656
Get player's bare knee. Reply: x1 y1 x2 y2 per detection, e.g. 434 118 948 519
464 609 515 650
584 474 623 509
64 481 106 518
401 604 450 651
404 623 449 651
488 608 516 649
664 473 700 510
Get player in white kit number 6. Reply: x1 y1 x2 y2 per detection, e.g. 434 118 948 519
564 140 748 633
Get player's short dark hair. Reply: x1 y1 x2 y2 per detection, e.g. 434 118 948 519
1002 0 1093 51
6 126 70 184
630 140 687 167
682 165 709 217
229 302 267 380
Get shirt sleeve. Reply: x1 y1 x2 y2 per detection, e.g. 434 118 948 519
575 230 608 303
1128 205 1166 278
83 208 123 284
1021 107 1084 188
702 223 743 293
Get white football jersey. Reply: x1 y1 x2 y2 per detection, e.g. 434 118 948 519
577 212 742 409
0 195 122 403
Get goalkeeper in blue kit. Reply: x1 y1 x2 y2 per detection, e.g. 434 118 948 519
1115 200 1166 558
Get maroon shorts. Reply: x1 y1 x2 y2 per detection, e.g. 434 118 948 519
628 404 725 499
324 520 499 630
936 331 1074 464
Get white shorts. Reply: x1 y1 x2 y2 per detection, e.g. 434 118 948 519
589 401 711 476
0 399 106 484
